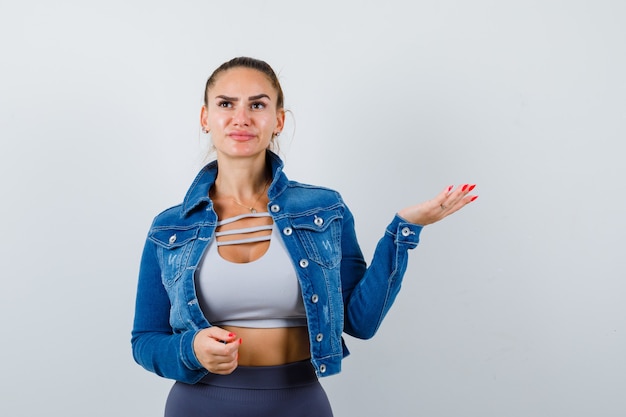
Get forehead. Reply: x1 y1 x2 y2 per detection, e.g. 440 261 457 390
209 67 276 98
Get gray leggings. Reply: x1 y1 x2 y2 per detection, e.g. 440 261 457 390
164 360 333 417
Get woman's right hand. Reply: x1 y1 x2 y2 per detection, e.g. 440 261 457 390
193 327 242 374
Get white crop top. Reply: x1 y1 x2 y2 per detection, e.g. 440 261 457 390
195 215 307 328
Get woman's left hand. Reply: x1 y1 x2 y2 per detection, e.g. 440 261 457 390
397 184 478 226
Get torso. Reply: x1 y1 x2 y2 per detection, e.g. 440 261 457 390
210 194 311 367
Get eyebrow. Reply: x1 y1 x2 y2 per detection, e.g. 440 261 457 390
215 94 271 101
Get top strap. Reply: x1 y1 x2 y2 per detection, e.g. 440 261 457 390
216 211 272 226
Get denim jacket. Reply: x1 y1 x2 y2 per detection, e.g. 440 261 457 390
131 151 422 383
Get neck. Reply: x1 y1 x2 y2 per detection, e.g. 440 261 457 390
212 153 270 202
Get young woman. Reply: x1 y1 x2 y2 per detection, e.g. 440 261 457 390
131 56 477 417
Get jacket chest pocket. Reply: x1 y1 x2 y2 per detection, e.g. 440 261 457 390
291 210 342 268
149 226 200 286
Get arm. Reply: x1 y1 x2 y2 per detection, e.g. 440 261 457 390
340 211 421 339
341 184 478 339
130 238 207 383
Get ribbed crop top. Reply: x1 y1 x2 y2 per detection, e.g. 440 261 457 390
195 213 307 328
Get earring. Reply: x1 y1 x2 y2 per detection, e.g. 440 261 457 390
274 132 281 137
202 128 209 134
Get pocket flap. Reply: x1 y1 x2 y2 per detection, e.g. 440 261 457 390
149 226 199 249
291 209 342 232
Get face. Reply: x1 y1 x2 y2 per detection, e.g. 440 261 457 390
201 67 285 161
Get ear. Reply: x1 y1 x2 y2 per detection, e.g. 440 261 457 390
200 106 210 133
274 108 285 134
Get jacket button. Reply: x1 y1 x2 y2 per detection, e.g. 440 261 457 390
401 227 412 237
283 227 293 236
169 234 177 244
314 216 324 226
270 204 280 213
316 333 324 342
319 364 327 373
311 294 319 303
299 259 309 268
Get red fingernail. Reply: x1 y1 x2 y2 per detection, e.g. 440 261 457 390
470 196 478 202
447 185 453 192
239 338 243 344
462 184 468 192
468 184 476 192
228 333 235 338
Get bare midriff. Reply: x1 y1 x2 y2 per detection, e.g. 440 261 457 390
223 325 311 366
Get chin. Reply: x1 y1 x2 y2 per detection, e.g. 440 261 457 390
218 146 268 159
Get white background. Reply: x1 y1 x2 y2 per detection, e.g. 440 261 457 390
1 1 625 416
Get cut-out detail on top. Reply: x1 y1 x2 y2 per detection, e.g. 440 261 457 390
215 212 273 247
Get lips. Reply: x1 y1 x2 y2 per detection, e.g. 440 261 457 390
227 131 256 141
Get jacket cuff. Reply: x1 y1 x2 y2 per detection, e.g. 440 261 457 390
180 329 205 371
388 214 422 248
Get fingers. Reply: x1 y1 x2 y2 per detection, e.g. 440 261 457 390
207 338 241 374
439 184 478 215
437 185 455 210
209 338 242 374
205 326 239 344
193 327 242 374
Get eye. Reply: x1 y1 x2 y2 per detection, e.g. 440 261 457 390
250 101 266 110
217 100 233 108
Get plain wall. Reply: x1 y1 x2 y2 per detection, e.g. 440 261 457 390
1 1 625 416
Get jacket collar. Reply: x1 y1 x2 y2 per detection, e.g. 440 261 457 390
181 150 288 217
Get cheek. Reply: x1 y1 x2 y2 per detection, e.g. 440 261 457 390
259 114 278 130
207 114 228 130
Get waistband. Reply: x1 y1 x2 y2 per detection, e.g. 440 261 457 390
199 360 318 389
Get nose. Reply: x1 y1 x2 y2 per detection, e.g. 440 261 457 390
232 105 250 126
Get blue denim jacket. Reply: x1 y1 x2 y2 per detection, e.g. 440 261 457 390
131 151 422 383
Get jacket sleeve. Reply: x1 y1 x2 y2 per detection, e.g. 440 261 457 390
340 208 422 340
130 236 207 383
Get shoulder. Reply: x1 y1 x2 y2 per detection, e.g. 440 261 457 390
286 179 341 196
149 203 186 228
274 179 351 216
285 179 344 201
